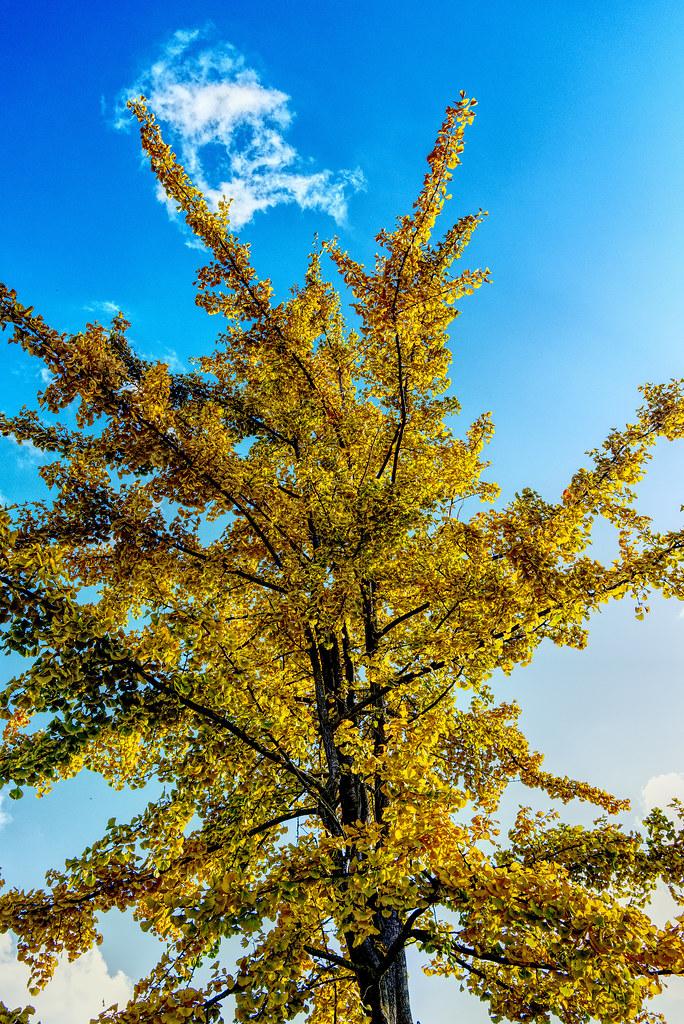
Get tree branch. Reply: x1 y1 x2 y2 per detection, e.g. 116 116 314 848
303 945 355 970
376 601 431 640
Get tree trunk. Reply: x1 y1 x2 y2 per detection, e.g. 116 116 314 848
361 949 413 1024
357 915 414 1024
316 619 414 1024
378 944 413 1024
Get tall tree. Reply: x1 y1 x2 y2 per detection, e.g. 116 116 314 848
1 93 684 1024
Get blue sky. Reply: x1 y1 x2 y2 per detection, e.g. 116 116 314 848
1 2 684 1021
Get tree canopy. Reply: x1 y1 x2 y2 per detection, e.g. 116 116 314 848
1 93 684 1024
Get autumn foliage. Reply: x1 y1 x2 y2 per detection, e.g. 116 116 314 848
1 93 684 1024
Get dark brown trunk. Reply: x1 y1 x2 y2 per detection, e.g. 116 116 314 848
360 948 413 1024
315 609 414 1024
378 912 413 1024
378 944 413 1024
353 914 414 1024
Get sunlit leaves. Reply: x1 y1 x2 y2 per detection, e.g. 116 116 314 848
0 93 683 1024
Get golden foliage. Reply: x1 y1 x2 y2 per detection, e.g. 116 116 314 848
0 93 683 1023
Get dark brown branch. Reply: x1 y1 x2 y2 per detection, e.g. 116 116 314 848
409 930 565 975
203 983 239 1010
336 659 447 725
303 945 355 970
390 333 408 486
377 892 440 974
246 806 318 837
0 570 329 805
222 566 287 594
376 601 430 640
375 422 401 480
140 532 288 595
1 290 293 571
306 628 341 791
129 660 327 801
407 676 461 724
451 953 514 992
141 414 286 569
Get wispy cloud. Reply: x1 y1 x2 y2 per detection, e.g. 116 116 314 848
116 28 364 229
2 436 49 470
0 933 132 1024
141 346 186 373
83 299 123 318
0 795 10 830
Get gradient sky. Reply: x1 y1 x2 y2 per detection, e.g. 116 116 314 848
1 2 684 1021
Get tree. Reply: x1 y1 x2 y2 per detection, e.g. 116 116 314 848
0 92 683 1024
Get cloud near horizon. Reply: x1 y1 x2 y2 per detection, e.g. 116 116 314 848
117 28 364 229
642 772 684 819
0 934 132 1024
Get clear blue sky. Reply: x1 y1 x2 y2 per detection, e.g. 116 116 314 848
1 2 683 1021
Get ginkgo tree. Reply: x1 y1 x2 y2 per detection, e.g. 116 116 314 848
1 92 684 1024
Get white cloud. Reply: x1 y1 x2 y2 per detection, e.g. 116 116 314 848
0 934 132 1024
3 436 49 470
639 774 684 1010
141 347 186 373
645 885 684 1009
184 236 208 252
83 300 122 318
647 879 679 929
117 28 364 229
642 772 684 820
0 794 10 830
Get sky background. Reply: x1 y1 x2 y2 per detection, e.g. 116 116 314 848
1 1 684 1020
